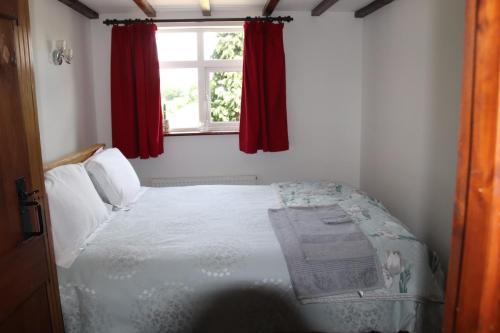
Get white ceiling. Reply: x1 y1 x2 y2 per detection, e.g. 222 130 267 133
80 0 374 15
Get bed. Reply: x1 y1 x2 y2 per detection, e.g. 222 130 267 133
45 145 445 333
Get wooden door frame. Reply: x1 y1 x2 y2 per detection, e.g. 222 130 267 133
443 0 500 331
12 0 64 331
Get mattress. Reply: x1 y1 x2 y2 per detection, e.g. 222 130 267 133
57 184 444 333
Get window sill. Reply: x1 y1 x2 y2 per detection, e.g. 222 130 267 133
164 130 239 137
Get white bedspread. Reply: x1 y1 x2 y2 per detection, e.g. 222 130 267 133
57 185 442 333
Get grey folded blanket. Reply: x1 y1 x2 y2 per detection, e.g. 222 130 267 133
268 205 383 303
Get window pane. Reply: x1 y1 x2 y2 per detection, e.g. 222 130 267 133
160 68 200 130
156 32 197 61
204 32 244 60
209 71 242 122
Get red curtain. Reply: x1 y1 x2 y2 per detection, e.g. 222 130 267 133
239 21 289 154
111 23 163 159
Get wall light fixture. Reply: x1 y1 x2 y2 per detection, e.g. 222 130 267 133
52 40 73 65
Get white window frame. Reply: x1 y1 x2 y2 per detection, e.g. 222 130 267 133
157 25 243 133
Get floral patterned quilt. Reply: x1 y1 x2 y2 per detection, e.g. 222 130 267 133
57 184 444 333
273 181 445 304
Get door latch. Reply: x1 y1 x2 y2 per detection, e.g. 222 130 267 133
16 177 44 238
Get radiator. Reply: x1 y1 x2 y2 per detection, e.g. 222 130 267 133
150 175 258 187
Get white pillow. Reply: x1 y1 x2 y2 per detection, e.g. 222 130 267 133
83 147 103 165
84 148 141 208
45 164 109 268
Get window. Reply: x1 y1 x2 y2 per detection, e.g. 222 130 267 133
156 26 244 134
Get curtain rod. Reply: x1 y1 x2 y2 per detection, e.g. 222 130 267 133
103 16 293 26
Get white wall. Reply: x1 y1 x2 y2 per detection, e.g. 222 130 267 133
360 0 465 265
90 11 364 186
30 1 463 265
30 0 97 162
29 0 464 267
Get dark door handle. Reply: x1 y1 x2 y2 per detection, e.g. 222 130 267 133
16 178 45 238
23 200 44 237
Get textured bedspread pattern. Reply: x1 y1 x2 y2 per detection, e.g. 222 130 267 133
57 184 445 333
268 205 383 302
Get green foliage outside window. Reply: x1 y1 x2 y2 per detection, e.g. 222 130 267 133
160 31 244 126
161 84 197 118
209 32 243 122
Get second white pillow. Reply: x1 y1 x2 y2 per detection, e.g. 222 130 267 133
85 148 141 208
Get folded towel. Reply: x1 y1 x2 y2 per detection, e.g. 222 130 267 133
301 236 376 261
268 205 383 303
316 205 353 224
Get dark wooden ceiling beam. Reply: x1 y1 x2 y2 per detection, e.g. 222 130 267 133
200 0 211 16
57 0 99 19
133 0 157 17
262 0 280 16
311 0 340 16
354 0 395 18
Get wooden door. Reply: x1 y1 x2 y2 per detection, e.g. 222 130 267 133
0 0 63 332
443 0 500 331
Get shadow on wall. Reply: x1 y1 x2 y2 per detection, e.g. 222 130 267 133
421 0 464 269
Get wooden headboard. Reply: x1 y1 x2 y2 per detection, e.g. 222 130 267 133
43 144 105 172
